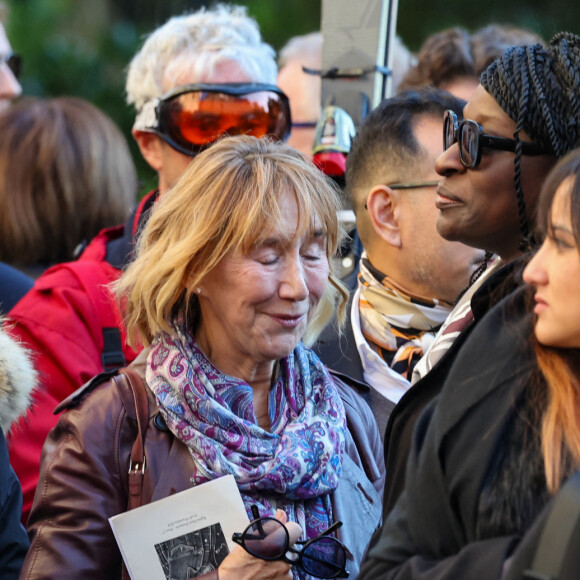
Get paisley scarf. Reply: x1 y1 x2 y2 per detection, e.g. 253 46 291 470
358 255 451 379
146 318 346 547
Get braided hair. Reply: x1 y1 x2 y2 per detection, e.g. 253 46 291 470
480 32 580 251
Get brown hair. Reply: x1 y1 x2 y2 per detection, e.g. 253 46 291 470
532 148 580 492
116 135 348 348
0 96 137 267
398 24 544 93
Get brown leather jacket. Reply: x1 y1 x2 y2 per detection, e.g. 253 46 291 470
21 350 385 580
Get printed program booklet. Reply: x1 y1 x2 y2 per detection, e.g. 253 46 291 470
109 474 249 580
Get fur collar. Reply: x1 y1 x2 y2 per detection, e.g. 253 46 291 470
0 326 37 434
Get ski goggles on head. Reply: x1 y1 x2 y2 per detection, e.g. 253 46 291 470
134 83 292 156
443 109 546 169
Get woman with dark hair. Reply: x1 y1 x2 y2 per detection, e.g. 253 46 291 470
382 32 580 521
360 34 580 580
522 149 580 492
398 24 544 100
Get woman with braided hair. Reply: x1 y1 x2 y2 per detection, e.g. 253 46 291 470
436 31 580 261
358 33 580 580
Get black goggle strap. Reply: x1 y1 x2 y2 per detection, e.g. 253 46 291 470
160 82 288 101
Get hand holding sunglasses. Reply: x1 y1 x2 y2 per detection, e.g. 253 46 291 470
232 505 349 579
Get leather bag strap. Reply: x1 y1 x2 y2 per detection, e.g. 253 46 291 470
114 368 150 580
121 368 150 511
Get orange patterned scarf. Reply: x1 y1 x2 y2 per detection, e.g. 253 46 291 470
358 255 451 380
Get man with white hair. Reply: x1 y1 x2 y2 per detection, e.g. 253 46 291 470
6 4 291 522
277 31 322 156
0 2 21 112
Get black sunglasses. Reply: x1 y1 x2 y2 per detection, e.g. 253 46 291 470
443 109 546 169
232 505 349 578
1 52 22 79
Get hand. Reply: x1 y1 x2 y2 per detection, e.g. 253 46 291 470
219 509 302 580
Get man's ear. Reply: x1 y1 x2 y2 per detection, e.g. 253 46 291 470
365 184 402 248
132 130 163 172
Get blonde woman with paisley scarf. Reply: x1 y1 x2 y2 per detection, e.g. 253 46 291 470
22 135 385 580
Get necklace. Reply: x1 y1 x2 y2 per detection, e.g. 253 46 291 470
256 412 270 430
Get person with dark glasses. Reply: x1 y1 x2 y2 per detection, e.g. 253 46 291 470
5 4 296 527
0 2 22 112
442 108 546 170
359 32 580 580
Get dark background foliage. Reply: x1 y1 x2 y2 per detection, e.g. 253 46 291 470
5 0 579 192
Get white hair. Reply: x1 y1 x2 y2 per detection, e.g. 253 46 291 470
278 31 322 70
126 4 277 111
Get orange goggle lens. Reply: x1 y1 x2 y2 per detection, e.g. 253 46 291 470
157 85 291 156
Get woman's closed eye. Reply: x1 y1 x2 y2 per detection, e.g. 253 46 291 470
257 253 279 265
301 249 322 261
554 236 573 251
548 226 575 251
301 235 327 261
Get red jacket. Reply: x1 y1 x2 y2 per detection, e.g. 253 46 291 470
6 192 157 522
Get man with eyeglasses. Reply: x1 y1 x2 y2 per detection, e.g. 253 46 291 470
5 4 292 523
0 2 21 112
312 89 485 437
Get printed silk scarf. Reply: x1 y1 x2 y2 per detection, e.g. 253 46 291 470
146 318 347 545
358 254 452 379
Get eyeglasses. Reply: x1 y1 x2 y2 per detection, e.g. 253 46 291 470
443 109 546 169
363 181 438 209
388 180 439 190
134 83 291 157
232 505 349 578
0 52 22 79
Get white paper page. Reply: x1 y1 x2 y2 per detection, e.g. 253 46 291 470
109 474 249 580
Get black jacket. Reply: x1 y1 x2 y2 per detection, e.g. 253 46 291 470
380 260 523 518
0 262 33 313
358 284 545 579
0 427 29 580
